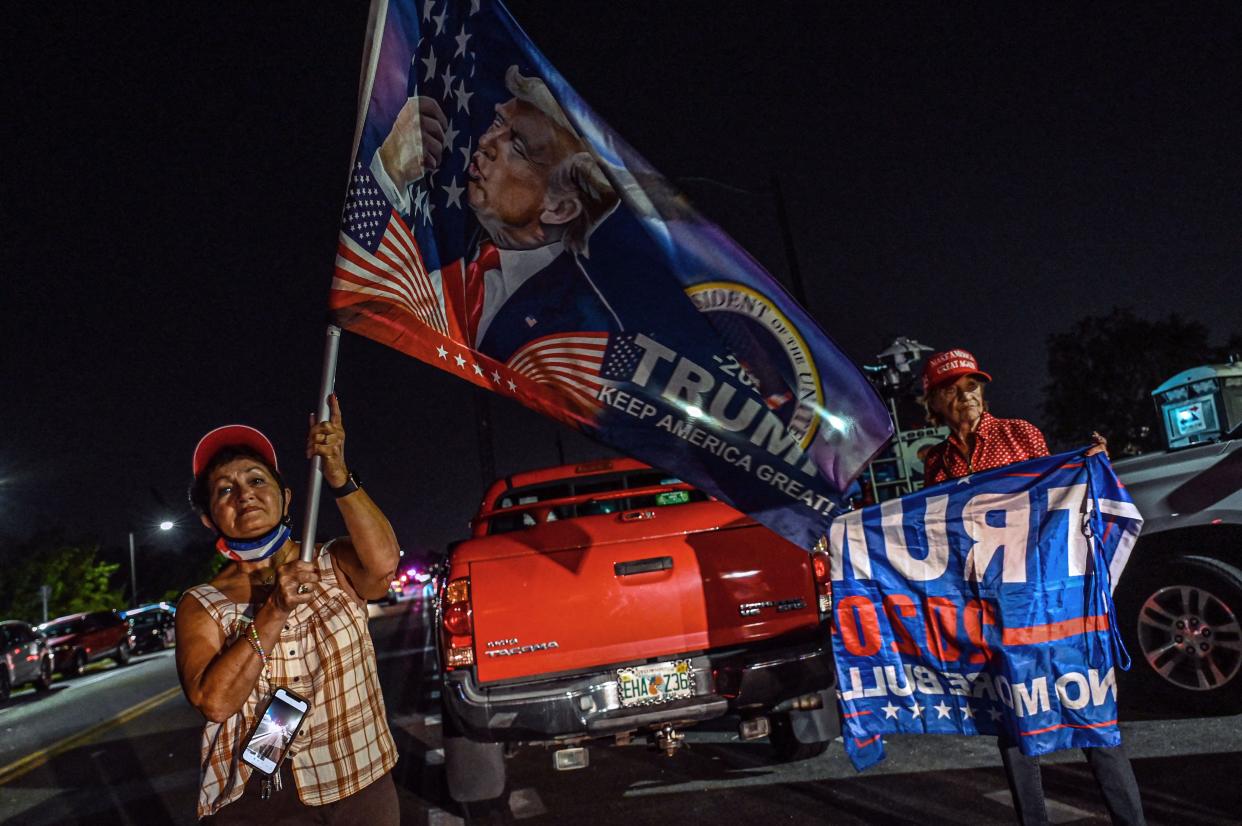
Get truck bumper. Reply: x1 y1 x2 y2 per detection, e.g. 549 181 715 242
442 632 834 742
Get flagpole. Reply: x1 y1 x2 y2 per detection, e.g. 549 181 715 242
301 324 342 563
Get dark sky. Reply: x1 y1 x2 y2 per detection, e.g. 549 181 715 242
4 2 1239 561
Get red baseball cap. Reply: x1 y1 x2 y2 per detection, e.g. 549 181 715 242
192 425 279 477
921 349 993 395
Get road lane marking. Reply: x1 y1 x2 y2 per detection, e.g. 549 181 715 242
0 685 182 786
983 789 1094 823
374 645 436 661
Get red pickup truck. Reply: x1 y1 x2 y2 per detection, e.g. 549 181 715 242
437 458 836 803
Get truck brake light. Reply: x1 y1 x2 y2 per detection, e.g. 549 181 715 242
443 603 472 636
811 551 832 616
441 577 474 661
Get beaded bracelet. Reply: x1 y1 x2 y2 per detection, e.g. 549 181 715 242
238 621 270 680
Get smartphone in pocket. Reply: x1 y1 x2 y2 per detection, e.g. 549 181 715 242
241 687 310 776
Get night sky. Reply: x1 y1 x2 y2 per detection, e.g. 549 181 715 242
5 2 1239 563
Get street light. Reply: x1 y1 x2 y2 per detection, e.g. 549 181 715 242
129 520 177 609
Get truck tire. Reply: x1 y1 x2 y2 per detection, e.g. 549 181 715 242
442 705 507 803
1116 554 1242 715
114 641 131 666
768 710 830 762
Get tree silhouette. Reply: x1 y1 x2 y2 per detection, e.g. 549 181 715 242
1043 308 1240 455
0 534 123 623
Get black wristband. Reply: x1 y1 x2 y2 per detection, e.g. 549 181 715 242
329 471 361 499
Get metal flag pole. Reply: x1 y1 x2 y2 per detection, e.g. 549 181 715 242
301 324 342 563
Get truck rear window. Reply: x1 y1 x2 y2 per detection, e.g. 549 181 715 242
487 471 707 535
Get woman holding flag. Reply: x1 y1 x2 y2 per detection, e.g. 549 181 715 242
920 350 1144 826
175 395 401 823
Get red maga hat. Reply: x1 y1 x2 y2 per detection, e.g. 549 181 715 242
921 349 993 395
192 425 279 477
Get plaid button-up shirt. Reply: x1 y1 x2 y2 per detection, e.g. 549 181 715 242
923 412 1050 483
182 544 397 818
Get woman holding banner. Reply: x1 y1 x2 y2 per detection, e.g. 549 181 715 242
175 395 401 823
920 349 1144 826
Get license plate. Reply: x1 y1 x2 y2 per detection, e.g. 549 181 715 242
616 660 694 707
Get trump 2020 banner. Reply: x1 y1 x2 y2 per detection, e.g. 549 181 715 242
828 451 1142 770
328 0 892 549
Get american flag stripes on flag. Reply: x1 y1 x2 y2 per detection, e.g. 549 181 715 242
506 332 611 413
333 161 450 337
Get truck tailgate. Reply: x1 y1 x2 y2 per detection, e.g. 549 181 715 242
468 505 818 683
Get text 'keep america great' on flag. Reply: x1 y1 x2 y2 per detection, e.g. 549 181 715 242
828 451 1142 770
327 0 893 550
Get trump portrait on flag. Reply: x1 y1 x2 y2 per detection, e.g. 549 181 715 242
367 66 625 364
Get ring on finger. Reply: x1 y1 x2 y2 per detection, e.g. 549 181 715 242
297 584 310 594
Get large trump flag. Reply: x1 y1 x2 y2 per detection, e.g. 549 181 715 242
829 451 1142 769
328 0 892 549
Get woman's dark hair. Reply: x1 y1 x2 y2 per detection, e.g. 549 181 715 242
188 445 285 515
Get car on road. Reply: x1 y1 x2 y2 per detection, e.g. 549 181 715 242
0 620 54 701
437 459 836 804
124 604 176 654
39 610 136 677
1113 360 1242 715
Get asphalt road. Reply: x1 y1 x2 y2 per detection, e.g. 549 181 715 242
1 597 1239 825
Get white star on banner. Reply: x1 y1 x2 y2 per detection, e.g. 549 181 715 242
421 49 438 83
491 370 501 383
454 353 467 368
961 705 975 720
881 703 900 720
443 120 459 152
413 188 429 218
421 199 435 226
957 476 972 485
442 176 464 208
934 702 952 719
459 140 473 167
454 25 472 58
470 0 480 14
422 0 435 22
988 708 1003 722
436 345 448 359
507 379 517 392
440 65 456 98
909 701 924 718
432 7 448 34
454 80 473 114
472 363 484 376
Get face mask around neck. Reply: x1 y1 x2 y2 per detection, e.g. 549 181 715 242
215 521 292 562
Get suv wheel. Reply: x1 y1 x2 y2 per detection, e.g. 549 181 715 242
67 649 87 677
1117 554 1242 715
767 711 829 762
115 641 131 666
34 658 53 692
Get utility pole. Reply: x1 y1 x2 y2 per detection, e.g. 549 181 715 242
675 173 811 307
39 585 51 623
768 172 809 307
473 387 497 487
128 531 138 609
